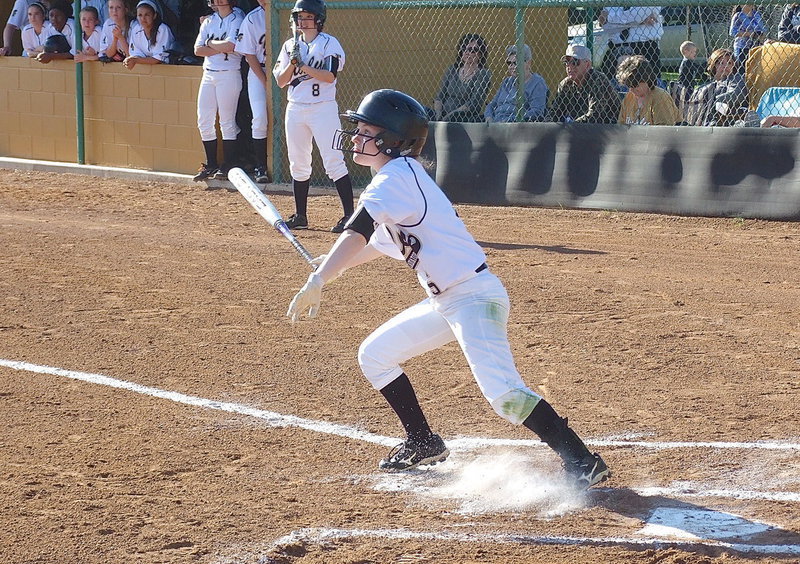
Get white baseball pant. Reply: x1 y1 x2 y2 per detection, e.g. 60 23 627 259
197 69 242 141
248 69 267 139
285 99 349 182
358 270 542 425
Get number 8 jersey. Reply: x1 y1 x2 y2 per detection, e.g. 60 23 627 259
273 32 345 104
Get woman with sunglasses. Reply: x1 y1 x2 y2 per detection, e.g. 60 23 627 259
485 44 549 123
433 33 491 122
547 44 620 124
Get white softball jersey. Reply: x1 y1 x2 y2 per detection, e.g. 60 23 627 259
73 28 102 55
273 32 344 104
235 6 268 139
100 18 130 58
49 20 76 52
235 6 266 65
361 157 487 297
356 156 541 425
6 0 32 29
21 21 50 56
195 10 243 71
128 20 173 62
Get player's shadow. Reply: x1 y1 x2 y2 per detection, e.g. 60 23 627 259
585 486 800 559
476 240 607 256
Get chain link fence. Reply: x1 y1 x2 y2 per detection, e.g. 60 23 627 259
268 1 800 187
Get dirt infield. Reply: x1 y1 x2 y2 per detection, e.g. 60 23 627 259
1 168 798 564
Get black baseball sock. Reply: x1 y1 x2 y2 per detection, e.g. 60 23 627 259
522 399 591 463
221 139 237 171
379 373 434 444
293 179 309 217
253 137 267 169
202 140 218 169
333 174 354 216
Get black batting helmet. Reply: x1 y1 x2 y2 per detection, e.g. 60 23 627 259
291 0 326 31
342 90 429 158
43 33 71 54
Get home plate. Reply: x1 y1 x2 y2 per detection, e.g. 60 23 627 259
637 507 775 541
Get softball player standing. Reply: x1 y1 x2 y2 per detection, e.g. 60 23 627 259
192 0 244 182
235 0 271 184
272 0 353 233
286 89 611 489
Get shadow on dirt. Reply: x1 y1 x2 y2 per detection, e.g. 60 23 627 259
476 240 607 255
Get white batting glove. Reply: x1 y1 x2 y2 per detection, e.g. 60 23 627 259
310 254 326 268
286 272 323 322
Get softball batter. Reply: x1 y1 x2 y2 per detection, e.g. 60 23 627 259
192 0 244 182
235 0 270 184
286 89 611 489
272 0 353 233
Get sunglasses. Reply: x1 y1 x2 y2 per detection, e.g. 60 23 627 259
506 60 516 66
464 46 481 53
562 57 581 66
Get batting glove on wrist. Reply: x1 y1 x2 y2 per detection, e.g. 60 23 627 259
290 43 302 65
286 272 323 322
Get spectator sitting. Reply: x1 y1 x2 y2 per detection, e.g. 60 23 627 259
74 6 103 62
686 48 749 126
730 4 766 71
101 0 132 62
433 33 491 122
21 2 50 58
778 3 800 43
547 44 620 124
678 40 705 88
123 0 174 69
36 1 75 63
617 55 680 125
485 44 548 123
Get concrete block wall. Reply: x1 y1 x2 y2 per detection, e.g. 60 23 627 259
0 57 204 175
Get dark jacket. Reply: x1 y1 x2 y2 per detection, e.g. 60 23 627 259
547 68 621 124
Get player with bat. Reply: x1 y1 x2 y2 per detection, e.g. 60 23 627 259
272 0 354 233
285 89 611 489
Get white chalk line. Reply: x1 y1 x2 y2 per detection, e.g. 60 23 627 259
5 357 800 556
265 526 800 557
4 358 799 453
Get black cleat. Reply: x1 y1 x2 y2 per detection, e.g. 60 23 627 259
564 452 611 489
254 167 270 184
379 434 449 472
330 216 348 233
213 167 229 181
193 164 218 182
285 214 308 230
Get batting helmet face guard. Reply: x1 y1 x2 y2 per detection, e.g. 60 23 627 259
335 90 429 158
290 0 326 31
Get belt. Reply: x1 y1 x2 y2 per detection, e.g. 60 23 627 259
475 262 488 273
207 68 237 72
